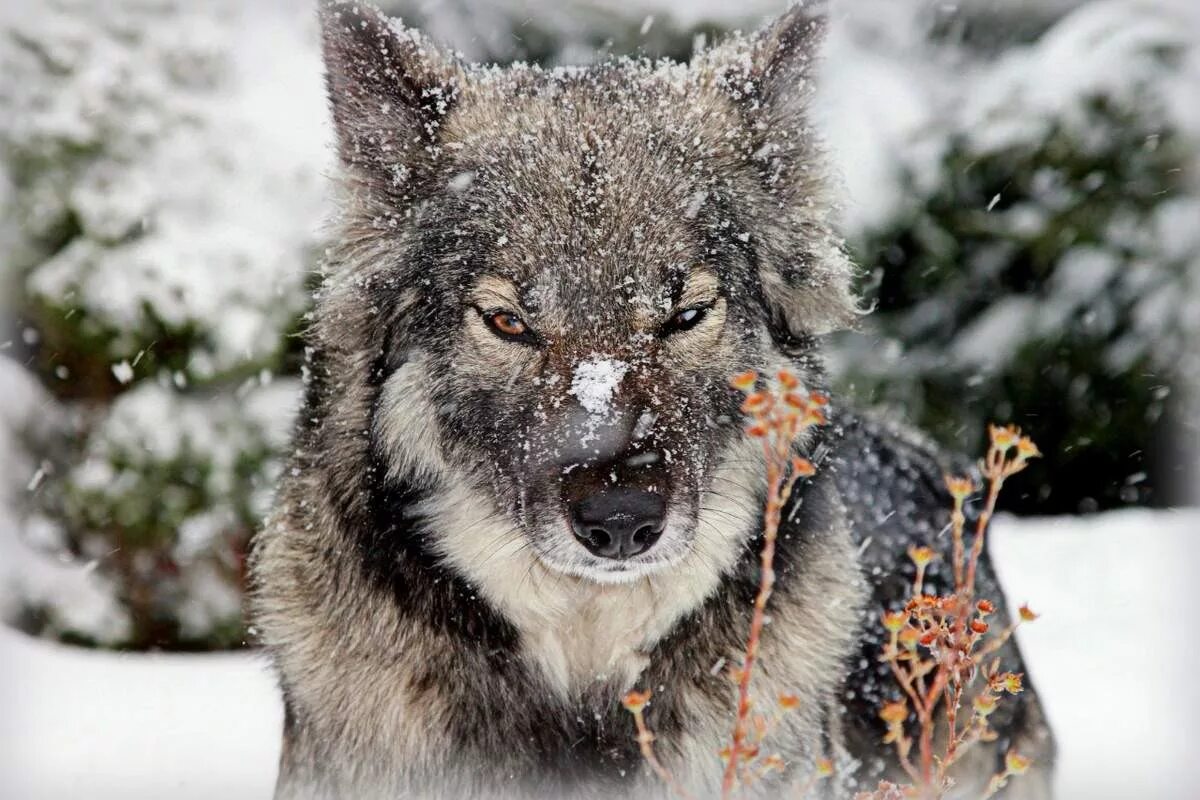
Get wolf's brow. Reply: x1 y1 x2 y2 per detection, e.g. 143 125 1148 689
469 275 525 311
677 268 720 307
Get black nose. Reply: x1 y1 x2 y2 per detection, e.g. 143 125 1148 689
569 489 666 560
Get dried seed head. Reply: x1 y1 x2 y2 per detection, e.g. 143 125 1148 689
783 391 807 409
730 370 758 392
907 545 935 568
1000 673 1024 694
1005 752 1032 775
945 475 976 500
973 692 998 717
791 456 816 478
741 392 771 414
622 690 651 714
989 423 1021 450
882 611 907 633
879 700 907 725
803 408 827 427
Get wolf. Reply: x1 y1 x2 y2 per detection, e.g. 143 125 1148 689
249 2 1055 798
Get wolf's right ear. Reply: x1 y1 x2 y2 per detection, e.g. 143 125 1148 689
319 1 460 195
701 3 859 339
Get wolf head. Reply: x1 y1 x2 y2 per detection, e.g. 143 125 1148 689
313 1 856 589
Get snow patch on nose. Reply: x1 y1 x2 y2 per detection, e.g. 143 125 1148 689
569 356 629 416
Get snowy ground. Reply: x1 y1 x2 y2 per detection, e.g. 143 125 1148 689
1 509 1197 799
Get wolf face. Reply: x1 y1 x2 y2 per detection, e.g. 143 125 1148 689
321 1 857 590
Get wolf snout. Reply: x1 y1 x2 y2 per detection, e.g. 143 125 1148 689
568 488 665 560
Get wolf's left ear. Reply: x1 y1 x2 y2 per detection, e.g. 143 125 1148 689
746 3 826 128
319 1 461 199
708 3 860 339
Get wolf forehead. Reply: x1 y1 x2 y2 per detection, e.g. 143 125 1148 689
323 1 858 339
421 73 764 305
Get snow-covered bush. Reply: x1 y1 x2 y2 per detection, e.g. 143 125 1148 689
830 0 1200 513
1 0 325 388
0 0 324 648
37 378 299 648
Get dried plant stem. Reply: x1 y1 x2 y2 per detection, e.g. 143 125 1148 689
623 370 828 799
965 473 1001 597
623 691 693 800
722 454 800 798
867 425 1041 800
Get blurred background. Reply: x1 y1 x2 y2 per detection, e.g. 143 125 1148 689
1 1 1197 797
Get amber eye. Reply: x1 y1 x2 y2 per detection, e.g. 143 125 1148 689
661 304 711 337
482 308 535 343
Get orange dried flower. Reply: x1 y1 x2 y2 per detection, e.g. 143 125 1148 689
907 545 935 568
977 599 996 615
622 690 651 714
741 393 771 414
973 692 998 717
1019 604 1039 622
803 408 827 427
778 693 801 711
816 757 834 777
791 456 816 478
1006 752 1031 775
730 370 758 391
898 626 920 650
882 611 907 633
971 619 989 634
1000 673 1024 694
879 701 907 725
763 753 786 772
777 370 799 390
990 423 1021 450
1016 437 1041 460
945 475 976 500
746 423 768 438
919 630 938 647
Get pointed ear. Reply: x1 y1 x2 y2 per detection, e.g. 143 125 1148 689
319 1 461 198
706 3 858 338
748 3 827 123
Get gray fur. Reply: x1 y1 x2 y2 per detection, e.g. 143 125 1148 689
250 2 1054 798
